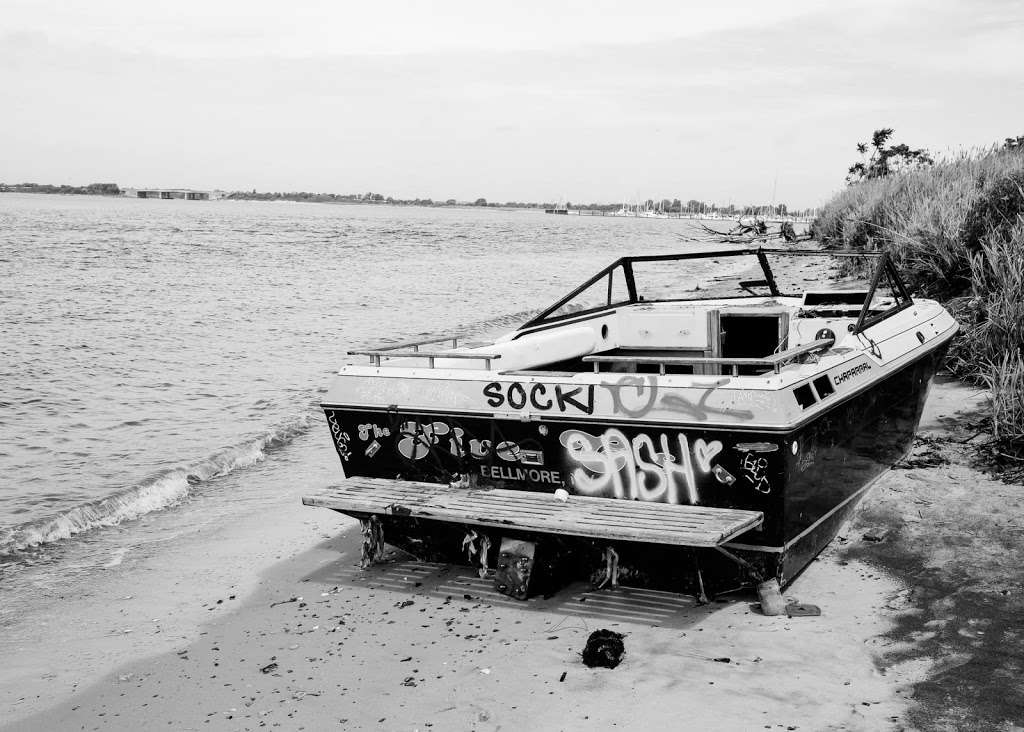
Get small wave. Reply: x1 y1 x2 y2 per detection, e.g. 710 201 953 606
0 412 317 556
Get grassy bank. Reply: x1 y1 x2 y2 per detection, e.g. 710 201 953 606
811 145 1024 457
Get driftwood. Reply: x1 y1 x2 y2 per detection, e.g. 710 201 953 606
688 217 811 245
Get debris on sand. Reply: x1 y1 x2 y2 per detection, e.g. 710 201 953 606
862 528 889 543
786 603 822 617
269 596 300 608
581 629 625 669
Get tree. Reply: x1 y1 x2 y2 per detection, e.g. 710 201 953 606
847 128 934 183
474 198 487 206
1003 135 1024 151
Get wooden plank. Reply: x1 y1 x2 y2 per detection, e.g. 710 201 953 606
303 478 762 548
323 482 758 527
429 498 744 527
319 484 756 526
362 496 753 526
301 491 750 538
340 478 754 518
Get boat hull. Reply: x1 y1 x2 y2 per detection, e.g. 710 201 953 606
322 342 947 590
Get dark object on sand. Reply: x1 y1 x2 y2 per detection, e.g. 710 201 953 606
785 602 821 617
862 528 889 543
582 629 625 669
260 662 278 674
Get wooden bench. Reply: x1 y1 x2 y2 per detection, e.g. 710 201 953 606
302 477 763 547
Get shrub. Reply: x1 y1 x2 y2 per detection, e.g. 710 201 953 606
813 145 1024 456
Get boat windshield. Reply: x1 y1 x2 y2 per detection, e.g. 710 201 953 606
541 261 633 320
522 249 911 334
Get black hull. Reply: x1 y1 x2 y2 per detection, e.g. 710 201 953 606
323 344 947 591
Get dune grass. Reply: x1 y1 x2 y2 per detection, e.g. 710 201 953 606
811 145 1024 457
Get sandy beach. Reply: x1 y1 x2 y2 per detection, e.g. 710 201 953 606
3 376 1021 731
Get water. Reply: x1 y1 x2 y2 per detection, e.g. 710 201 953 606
1 194 731 569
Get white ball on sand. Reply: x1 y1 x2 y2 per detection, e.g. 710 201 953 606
553 488 569 502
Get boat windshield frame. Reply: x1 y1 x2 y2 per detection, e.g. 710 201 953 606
520 248 913 336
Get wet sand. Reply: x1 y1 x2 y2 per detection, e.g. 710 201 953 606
3 377 1021 731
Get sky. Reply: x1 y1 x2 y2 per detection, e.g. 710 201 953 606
2 0 1022 208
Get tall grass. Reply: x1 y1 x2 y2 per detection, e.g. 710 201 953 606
812 145 1024 456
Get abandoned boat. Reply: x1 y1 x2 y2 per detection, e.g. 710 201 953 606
304 248 957 609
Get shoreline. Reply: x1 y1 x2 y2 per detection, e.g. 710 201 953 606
0 191 814 219
4 377 1020 729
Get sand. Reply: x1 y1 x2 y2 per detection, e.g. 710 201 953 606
3 376 1021 731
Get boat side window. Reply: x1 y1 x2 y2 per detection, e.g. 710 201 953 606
542 263 632 321
854 256 913 333
630 258 728 301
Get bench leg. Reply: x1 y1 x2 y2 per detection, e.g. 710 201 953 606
693 553 709 605
594 547 620 590
756 578 786 616
359 516 385 569
462 529 493 579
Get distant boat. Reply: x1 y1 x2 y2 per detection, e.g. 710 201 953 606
545 199 569 215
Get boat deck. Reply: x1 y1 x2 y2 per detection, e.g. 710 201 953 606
303 478 764 547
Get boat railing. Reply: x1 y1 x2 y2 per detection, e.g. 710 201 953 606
583 338 835 376
350 336 501 369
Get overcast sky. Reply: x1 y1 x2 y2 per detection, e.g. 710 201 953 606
2 0 1022 207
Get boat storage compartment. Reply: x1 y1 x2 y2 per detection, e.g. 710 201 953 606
719 311 789 375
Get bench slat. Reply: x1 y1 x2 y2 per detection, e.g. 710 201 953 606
302 477 762 548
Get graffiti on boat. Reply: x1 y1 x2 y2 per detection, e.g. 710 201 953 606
324 407 783 509
559 427 724 505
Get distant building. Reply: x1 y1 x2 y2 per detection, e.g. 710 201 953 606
125 188 211 200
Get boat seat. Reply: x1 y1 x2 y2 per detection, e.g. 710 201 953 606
303 477 763 547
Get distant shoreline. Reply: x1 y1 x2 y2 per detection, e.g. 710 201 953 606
0 182 121 196
1 183 816 218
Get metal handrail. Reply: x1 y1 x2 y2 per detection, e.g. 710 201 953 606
349 349 502 369
583 338 835 376
353 336 463 353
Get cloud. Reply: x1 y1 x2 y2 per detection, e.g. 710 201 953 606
1 1 1021 206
